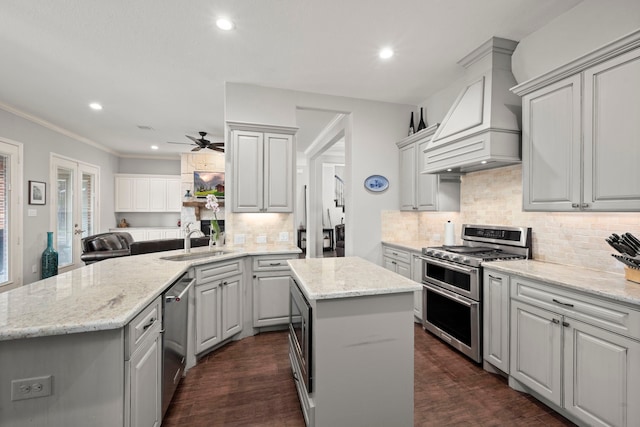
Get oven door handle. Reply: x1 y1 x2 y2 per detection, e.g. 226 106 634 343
422 281 476 308
419 255 476 276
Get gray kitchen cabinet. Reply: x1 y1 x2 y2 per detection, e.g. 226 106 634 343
397 124 460 212
513 32 640 211
482 269 510 374
194 259 244 354
410 251 423 321
382 244 411 279
509 276 640 426
125 297 162 427
228 122 297 213
252 254 296 328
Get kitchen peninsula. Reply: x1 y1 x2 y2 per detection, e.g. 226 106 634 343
0 243 300 427
287 257 421 427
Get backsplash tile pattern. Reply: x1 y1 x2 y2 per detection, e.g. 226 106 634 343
228 213 294 245
383 165 640 274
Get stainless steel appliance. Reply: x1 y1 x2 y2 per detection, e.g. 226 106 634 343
162 273 194 416
421 224 532 363
289 277 312 393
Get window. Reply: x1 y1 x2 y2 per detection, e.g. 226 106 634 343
0 138 23 289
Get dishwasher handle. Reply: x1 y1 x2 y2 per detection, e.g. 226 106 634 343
165 278 195 303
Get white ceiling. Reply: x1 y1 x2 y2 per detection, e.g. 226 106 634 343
0 0 581 158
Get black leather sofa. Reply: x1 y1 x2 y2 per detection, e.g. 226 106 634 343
81 232 211 265
335 224 345 257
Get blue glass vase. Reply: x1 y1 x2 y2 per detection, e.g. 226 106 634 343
41 231 58 279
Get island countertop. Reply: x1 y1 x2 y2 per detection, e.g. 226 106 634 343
0 243 300 341
287 256 421 300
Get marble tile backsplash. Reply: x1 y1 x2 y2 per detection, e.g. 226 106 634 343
383 164 640 274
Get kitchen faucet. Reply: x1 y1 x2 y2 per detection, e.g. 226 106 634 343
184 222 205 253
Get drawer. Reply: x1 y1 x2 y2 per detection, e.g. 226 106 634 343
125 296 162 358
511 277 640 340
253 254 297 272
195 258 243 284
382 245 410 263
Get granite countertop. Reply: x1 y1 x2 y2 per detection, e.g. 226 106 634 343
0 243 301 341
483 260 640 307
288 256 421 301
381 240 440 253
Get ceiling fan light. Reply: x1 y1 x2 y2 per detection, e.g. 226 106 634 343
216 18 234 31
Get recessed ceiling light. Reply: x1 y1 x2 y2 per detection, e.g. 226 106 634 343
480 160 487 164
89 102 103 111
379 48 394 59
216 18 234 31
151 145 159 150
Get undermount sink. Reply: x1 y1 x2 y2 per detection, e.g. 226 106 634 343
160 250 231 261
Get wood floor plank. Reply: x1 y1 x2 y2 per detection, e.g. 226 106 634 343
163 325 576 426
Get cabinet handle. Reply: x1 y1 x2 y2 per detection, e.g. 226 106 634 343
562 321 570 327
222 281 228 286
581 203 590 208
551 318 560 324
488 274 501 281
142 317 156 330
571 203 580 208
269 262 282 266
552 298 574 308
391 261 397 265
412 207 418 210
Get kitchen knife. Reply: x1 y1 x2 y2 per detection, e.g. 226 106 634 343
607 238 637 256
620 234 640 255
612 254 640 269
624 233 640 251
605 237 628 254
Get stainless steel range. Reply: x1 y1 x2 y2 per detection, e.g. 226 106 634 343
421 224 532 363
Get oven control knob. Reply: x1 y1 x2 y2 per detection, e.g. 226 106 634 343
442 253 450 260
451 255 461 262
425 249 434 256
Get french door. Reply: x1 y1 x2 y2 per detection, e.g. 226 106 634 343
50 155 99 273
0 138 22 290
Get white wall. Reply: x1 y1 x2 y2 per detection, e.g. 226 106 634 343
225 83 414 263
0 108 119 284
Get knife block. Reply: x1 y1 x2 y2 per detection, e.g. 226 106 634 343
624 267 640 284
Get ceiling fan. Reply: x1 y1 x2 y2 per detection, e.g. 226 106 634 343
167 131 224 152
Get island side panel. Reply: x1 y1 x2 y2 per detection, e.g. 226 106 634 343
313 292 414 427
0 329 124 427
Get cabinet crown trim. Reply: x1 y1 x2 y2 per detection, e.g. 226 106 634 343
396 123 439 148
512 28 640 96
227 121 298 135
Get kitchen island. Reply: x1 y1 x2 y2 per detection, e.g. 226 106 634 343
0 243 300 427
287 256 421 427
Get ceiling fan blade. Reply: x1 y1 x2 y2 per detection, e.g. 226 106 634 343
167 141 193 145
186 135 200 144
206 145 224 152
191 146 201 152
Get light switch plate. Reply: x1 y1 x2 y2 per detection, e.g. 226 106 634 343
256 235 267 244
28 209 37 217
279 232 289 242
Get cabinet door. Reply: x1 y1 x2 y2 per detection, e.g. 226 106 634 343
148 179 167 211
133 178 151 211
253 272 291 327
264 133 293 212
522 75 581 211
396 260 411 279
411 253 423 320
165 178 182 212
115 176 134 212
221 274 243 340
583 48 640 211
416 139 439 211
163 229 181 239
382 256 397 272
483 271 510 373
232 130 264 212
195 281 222 354
510 300 562 406
146 229 163 240
564 318 640 427
128 333 161 427
128 229 148 242
399 143 417 211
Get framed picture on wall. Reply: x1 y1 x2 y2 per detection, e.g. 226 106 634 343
29 180 46 205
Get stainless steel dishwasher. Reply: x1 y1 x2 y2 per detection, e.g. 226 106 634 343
162 272 194 417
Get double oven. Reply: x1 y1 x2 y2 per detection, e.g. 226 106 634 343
421 224 532 363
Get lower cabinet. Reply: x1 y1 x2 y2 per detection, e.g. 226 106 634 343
252 255 296 327
382 244 422 321
508 276 640 427
410 251 423 321
482 270 510 373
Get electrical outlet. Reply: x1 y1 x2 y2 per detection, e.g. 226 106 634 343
234 234 245 245
11 375 52 401
279 232 289 242
256 235 267 244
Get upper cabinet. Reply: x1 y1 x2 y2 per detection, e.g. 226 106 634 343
115 174 181 212
513 30 640 211
397 124 460 212
228 122 297 213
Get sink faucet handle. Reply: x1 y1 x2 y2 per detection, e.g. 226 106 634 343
185 222 193 232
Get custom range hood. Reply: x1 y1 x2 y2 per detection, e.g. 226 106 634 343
423 37 521 174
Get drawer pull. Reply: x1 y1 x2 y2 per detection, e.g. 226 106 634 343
551 318 560 324
488 274 501 281
142 317 156 330
562 321 570 327
269 262 282 266
552 298 574 308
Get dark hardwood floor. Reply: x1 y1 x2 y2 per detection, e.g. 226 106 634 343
163 324 576 426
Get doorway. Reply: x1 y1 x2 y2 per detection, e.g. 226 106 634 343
50 154 100 273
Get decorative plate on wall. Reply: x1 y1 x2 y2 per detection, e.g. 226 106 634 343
363 175 389 192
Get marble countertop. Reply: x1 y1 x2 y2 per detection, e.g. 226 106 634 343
381 240 439 253
483 260 640 307
0 243 300 341
287 256 421 301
